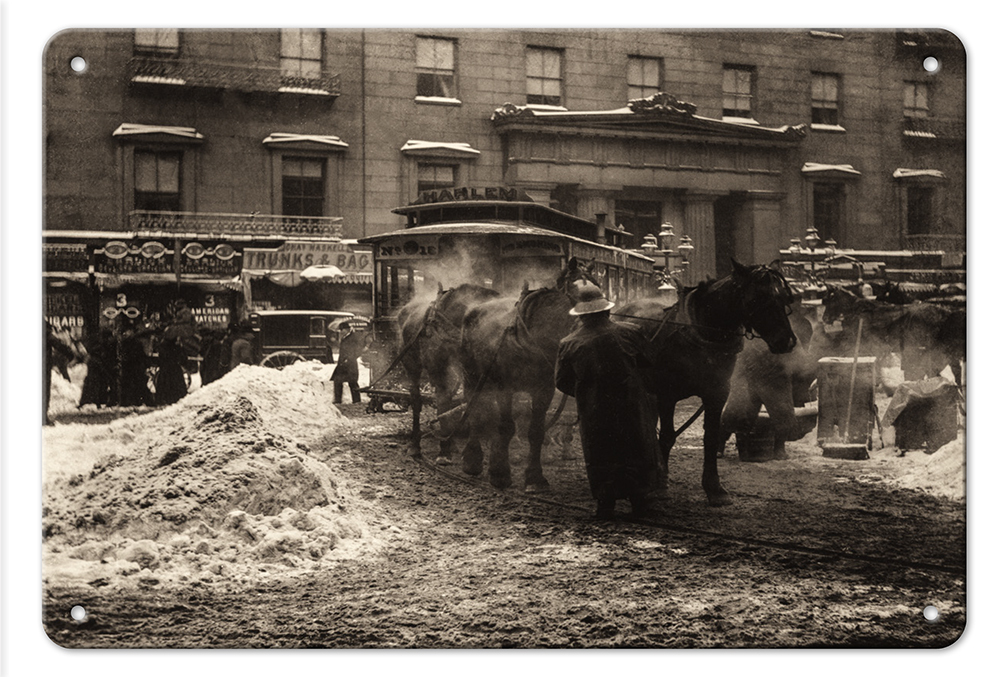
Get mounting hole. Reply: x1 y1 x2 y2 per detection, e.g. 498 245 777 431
70 605 87 622
922 56 940 73
70 56 87 73
922 605 940 623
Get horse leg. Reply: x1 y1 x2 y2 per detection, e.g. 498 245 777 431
408 378 423 458
432 376 457 465
701 395 733 506
460 395 487 477
523 386 553 493
488 390 515 489
656 398 678 490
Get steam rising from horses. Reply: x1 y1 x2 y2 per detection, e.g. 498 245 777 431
408 240 573 305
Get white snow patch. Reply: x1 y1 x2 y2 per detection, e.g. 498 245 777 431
43 361 403 592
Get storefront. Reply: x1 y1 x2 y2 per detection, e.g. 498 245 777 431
91 238 244 332
241 239 373 317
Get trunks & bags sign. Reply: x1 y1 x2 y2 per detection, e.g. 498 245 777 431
243 241 371 277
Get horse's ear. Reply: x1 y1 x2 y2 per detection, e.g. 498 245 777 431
731 258 750 277
437 282 444 294
567 257 579 273
522 280 530 293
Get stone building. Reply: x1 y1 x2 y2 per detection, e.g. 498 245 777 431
43 28 965 335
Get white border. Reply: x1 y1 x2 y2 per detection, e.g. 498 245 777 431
3 3 1000 674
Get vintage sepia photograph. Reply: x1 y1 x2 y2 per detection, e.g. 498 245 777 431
37 26 965 650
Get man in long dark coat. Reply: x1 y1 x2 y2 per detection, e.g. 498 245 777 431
555 282 663 519
329 321 370 404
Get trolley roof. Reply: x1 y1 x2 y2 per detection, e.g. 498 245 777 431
358 221 654 265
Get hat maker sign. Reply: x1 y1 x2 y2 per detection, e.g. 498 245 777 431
243 241 371 283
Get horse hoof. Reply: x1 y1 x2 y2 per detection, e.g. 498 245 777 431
706 492 733 507
489 474 512 490
524 482 550 495
461 463 482 477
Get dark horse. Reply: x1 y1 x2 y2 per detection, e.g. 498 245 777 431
397 283 502 460
616 260 797 506
457 259 592 492
821 284 965 384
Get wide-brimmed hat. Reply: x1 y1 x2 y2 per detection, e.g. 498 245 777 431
569 282 615 316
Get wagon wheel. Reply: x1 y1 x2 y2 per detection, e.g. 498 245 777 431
260 351 306 370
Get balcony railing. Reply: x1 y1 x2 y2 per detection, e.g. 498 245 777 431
129 210 343 239
129 56 340 97
905 233 965 253
903 116 966 141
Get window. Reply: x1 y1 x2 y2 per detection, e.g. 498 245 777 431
812 183 844 243
416 37 457 99
134 28 179 55
904 81 929 118
722 65 754 119
614 199 662 245
526 47 563 106
812 72 840 125
282 157 325 217
134 150 181 211
417 163 456 194
628 56 661 100
281 29 322 79
906 185 933 235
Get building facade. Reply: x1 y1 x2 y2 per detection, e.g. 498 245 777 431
44 28 965 336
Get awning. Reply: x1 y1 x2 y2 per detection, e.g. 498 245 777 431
893 168 947 180
400 139 481 157
801 162 861 177
113 123 204 142
262 132 349 150
299 264 346 282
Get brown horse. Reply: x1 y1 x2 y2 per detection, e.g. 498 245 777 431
615 260 797 506
397 283 501 460
457 259 593 492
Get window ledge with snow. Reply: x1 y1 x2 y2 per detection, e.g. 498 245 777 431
525 103 569 112
811 123 847 133
722 116 761 126
414 96 462 107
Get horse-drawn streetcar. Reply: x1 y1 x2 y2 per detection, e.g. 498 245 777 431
357 189 657 408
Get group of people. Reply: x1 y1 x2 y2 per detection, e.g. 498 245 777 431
555 281 664 520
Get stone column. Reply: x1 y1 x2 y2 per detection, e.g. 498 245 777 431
681 192 718 286
738 191 785 265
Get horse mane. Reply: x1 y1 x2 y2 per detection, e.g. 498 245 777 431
516 286 568 323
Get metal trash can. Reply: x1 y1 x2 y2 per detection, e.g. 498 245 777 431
817 356 876 459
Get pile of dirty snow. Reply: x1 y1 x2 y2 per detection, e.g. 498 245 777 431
886 434 966 500
43 362 402 592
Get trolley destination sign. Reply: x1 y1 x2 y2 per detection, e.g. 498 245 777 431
413 186 523 205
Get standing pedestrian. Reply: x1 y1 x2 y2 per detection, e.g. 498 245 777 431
554 282 663 519
79 327 115 409
45 321 76 425
228 320 257 371
329 321 370 404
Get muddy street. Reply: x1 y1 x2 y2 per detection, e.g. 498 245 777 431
42 364 965 649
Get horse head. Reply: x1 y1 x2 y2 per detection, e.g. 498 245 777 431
820 284 859 324
556 257 602 303
732 259 797 354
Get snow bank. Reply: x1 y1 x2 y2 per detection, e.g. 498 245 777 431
43 362 400 592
